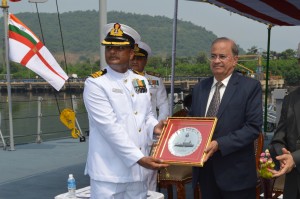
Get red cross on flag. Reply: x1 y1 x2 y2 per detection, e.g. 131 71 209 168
8 13 68 91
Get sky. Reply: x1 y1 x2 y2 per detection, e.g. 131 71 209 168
5 0 300 53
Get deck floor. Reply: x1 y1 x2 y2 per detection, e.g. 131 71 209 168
0 134 273 199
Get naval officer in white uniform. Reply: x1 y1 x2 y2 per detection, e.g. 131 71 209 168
83 23 168 199
130 41 169 191
130 41 169 121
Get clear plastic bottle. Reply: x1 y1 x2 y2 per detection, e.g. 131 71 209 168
67 174 76 198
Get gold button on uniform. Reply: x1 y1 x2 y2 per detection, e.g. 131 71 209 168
124 79 127 83
134 111 138 115
138 128 141 132
131 93 134 97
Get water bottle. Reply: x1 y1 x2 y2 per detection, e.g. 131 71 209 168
67 174 76 198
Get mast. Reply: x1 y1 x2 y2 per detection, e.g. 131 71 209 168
170 0 178 116
99 0 107 69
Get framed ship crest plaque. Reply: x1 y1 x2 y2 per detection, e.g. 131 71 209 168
152 117 217 167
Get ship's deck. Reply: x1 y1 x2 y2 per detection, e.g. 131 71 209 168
0 138 198 199
0 138 89 199
0 134 274 199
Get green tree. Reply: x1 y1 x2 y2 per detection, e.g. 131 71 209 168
247 46 258 54
196 51 208 64
279 49 297 59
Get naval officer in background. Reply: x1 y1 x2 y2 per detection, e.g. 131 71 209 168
130 41 169 121
83 23 168 199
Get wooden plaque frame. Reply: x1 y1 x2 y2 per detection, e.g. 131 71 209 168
152 117 217 167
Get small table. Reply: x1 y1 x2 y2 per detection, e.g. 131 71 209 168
55 186 164 199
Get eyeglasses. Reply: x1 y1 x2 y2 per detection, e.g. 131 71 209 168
208 54 231 61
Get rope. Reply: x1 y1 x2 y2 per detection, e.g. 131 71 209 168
55 0 74 111
34 3 45 45
32 2 84 140
33 2 62 114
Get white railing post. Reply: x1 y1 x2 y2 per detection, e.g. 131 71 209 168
0 112 7 150
72 95 84 141
36 96 43 143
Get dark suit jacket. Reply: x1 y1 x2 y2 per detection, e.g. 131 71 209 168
270 87 300 199
190 71 262 191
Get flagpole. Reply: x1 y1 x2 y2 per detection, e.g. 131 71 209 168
1 0 15 151
99 0 107 69
170 0 178 116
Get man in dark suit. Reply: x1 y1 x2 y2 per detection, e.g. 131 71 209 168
269 87 300 199
189 37 262 199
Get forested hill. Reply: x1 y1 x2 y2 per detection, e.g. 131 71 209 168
1 10 243 61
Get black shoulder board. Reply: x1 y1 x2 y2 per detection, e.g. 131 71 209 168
89 69 107 78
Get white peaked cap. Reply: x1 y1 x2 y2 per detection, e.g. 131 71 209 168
102 23 141 46
135 41 152 57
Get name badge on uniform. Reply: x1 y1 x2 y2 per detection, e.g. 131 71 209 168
132 79 147 94
112 88 123 94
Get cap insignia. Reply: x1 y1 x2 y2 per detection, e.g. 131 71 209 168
109 23 123 37
133 43 146 57
134 44 140 53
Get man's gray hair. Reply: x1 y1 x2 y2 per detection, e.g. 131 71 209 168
211 37 239 56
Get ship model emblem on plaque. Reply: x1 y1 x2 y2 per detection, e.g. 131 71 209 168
152 117 217 167
168 127 202 157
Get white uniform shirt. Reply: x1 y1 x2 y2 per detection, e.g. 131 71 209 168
83 66 158 183
145 72 169 121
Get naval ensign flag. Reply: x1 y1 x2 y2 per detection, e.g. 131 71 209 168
8 13 68 91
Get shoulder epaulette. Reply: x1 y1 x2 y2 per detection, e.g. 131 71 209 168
146 71 161 77
132 69 145 76
89 69 107 78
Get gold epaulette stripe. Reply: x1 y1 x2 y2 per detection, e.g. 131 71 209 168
90 69 107 78
132 70 145 76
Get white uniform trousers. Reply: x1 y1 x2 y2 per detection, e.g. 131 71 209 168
90 179 148 199
147 170 158 191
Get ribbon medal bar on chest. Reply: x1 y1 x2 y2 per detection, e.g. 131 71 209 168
147 79 159 88
132 78 147 94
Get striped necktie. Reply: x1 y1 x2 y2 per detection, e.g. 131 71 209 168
206 81 223 117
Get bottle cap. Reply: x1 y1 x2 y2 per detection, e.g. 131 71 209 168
69 174 73 178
